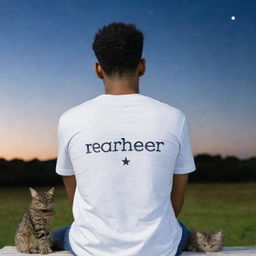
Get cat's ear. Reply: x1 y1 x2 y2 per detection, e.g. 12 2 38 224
217 229 223 235
214 229 223 238
29 187 38 198
47 187 55 196
195 231 204 238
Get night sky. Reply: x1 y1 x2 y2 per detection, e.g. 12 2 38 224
1 0 255 160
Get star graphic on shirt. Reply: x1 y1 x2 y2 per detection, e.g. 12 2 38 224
122 157 130 165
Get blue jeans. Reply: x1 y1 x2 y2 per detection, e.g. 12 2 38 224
175 220 191 256
51 225 76 256
51 220 190 256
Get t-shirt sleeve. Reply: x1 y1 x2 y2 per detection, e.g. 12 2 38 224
173 116 196 174
55 117 75 176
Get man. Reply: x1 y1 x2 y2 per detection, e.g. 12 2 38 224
51 22 196 256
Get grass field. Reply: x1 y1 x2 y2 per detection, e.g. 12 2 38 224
0 182 256 248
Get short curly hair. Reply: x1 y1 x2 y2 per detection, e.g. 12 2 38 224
92 22 144 77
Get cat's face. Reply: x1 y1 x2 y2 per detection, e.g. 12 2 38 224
29 187 55 210
194 230 223 253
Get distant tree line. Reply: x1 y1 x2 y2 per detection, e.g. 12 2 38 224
0 153 255 186
189 154 256 182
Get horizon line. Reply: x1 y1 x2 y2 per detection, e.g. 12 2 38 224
1 153 255 162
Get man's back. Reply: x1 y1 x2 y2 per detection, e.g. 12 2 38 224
55 93 196 256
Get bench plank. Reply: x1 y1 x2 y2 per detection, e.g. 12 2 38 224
1 245 256 255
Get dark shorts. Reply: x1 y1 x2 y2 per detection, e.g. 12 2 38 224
51 225 76 256
175 219 191 256
51 220 190 256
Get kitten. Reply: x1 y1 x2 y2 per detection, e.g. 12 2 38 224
14 187 55 254
185 230 224 253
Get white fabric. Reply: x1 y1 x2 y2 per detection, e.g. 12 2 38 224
55 93 196 256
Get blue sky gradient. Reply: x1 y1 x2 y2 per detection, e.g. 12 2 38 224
0 0 255 160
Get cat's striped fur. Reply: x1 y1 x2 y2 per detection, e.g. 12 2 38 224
14 187 55 254
185 230 224 252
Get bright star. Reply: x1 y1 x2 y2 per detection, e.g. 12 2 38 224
231 16 236 20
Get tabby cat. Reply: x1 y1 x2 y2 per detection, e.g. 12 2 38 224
14 187 55 254
185 230 224 252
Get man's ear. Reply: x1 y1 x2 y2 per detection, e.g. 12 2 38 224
138 58 146 76
94 63 104 79
94 62 98 75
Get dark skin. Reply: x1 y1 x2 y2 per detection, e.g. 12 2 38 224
62 175 76 205
93 58 146 95
62 59 190 217
171 174 190 217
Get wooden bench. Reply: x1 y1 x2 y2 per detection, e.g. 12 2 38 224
1 245 256 255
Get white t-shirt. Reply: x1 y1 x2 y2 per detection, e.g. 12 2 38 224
55 93 196 256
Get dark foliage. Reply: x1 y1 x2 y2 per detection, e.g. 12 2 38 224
0 154 255 186
0 158 61 187
189 154 256 182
